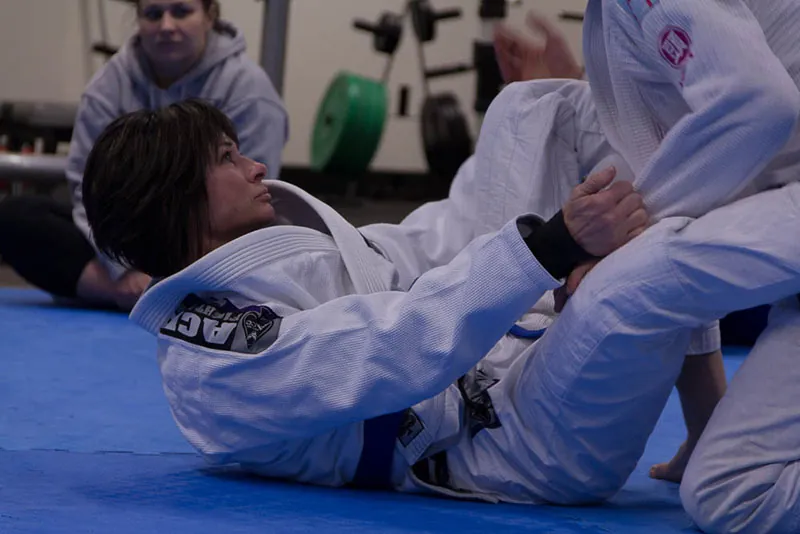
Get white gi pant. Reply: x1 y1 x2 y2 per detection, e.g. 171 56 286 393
441 182 800 505
681 297 800 534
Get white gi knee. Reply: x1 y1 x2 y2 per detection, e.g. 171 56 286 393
681 461 800 534
680 300 800 534
680 466 741 534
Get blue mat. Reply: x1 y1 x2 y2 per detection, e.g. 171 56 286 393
0 288 748 533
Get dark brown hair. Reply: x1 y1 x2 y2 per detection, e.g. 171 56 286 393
82 98 239 278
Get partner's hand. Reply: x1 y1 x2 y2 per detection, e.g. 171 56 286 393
563 167 648 257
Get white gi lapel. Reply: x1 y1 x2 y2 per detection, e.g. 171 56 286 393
584 0 664 175
130 225 339 334
131 182 392 334
473 80 582 237
268 181 392 295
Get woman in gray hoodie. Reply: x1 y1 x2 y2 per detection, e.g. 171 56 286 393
0 0 288 311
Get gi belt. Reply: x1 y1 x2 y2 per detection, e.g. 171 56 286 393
350 410 406 490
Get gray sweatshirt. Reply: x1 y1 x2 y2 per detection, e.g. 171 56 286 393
67 21 288 279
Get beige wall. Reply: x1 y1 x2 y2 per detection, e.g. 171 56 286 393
0 0 586 171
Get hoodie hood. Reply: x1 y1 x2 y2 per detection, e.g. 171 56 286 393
117 20 247 100
69 19 288 276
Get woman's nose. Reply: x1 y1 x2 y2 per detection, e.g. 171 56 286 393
160 13 177 32
248 159 268 182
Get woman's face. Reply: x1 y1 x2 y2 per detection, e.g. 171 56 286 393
137 1 213 72
204 136 275 249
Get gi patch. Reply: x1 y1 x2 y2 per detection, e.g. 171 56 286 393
659 26 693 69
160 293 282 354
398 409 425 448
619 0 659 25
458 367 501 438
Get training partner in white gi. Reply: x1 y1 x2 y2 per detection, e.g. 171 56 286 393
545 0 800 528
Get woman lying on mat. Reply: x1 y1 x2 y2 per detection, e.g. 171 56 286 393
0 0 287 312
78 98 789 507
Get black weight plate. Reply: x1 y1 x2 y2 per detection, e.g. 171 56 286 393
421 93 473 180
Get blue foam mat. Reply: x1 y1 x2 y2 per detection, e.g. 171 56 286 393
0 289 191 454
0 288 749 533
0 450 691 534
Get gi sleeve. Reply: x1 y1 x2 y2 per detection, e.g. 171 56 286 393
623 0 800 218
359 156 482 289
157 218 561 449
361 79 599 288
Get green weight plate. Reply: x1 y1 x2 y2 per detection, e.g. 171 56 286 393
311 71 388 174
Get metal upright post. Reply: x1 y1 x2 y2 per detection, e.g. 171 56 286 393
260 0 291 96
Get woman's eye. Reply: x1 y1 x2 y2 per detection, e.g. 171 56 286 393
223 151 234 163
142 8 163 21
170 5 192 19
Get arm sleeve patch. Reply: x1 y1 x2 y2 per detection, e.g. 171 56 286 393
160 293 283 354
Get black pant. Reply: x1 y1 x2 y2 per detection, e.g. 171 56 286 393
0 195 96 298
719 305 770 347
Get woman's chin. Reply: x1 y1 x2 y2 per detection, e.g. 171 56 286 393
257 203 277 227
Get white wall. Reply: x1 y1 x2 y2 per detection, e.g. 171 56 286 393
0 0 586 172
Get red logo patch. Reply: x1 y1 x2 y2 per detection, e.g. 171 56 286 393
659 26 692 68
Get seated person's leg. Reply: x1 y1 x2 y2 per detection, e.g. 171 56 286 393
681 299 800 534
471 78 626 237
0 195 116 305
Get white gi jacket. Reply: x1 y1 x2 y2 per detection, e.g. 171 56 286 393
132 80 604 494
130 180 561 492
583 0 800 220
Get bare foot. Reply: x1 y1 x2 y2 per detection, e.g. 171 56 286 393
650 440 694 484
